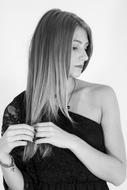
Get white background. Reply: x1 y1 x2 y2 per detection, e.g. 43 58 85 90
0 0 127 189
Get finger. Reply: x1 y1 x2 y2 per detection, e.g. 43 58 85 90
36 131 51 138
9 124 34 132
8 128 34 138
8 135 33 143
6 131 34 143
34 122 52 126
11 141 27 148
36 126 52 132
35 137 50 145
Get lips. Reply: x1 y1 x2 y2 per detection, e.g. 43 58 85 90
75 65 83 68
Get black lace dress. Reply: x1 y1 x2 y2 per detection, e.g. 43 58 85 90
1 91 110 190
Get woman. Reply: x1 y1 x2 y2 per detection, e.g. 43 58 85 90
0 8 126 190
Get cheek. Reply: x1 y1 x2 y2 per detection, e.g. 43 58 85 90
71 53 78 64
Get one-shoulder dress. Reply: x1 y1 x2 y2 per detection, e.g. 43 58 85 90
1 91 110 190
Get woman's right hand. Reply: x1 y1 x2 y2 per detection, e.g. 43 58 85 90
0 124 34 159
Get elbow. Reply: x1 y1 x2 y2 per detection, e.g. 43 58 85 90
113 162 127 186
113 175 126 186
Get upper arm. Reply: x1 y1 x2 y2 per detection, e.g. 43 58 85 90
1 103 21 136
1 94 38 190
100 85 126 165
1 91 25 136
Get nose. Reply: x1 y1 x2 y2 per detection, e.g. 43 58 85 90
80 50 88 62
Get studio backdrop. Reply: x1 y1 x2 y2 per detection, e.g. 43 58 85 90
0 0 127 190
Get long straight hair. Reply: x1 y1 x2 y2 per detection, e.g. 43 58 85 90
23 9 93 161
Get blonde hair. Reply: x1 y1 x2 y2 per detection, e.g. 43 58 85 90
23 9 93 161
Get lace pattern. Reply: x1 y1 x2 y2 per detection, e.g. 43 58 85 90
1 94 38 190
1 104 21 137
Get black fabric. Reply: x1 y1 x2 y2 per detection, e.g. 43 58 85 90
1 91 38 190
1 91 110 190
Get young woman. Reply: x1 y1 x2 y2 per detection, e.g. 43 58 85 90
0 8 126 190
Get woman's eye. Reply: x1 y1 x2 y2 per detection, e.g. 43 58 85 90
72 46 78 50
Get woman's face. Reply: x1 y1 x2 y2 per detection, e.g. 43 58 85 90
69 26 89 78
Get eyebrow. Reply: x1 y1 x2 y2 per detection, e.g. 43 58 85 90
73 39 89 45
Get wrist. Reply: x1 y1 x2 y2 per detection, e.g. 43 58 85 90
0 152 10 159
0 153 13 165
0 154 15 171
68 134 81 151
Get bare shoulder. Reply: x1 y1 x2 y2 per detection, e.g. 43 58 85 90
75 79 119 124
77 79 118 114
77 79 116 102
89 82 117 108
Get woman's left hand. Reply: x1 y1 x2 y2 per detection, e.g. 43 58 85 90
34 122 77 149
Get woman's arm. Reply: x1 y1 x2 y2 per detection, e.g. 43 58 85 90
0 151 37 190
1 97 37 190
69 85 126 186
0 154 24 190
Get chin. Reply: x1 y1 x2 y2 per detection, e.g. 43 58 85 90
69 70 82 78
70 73 82 78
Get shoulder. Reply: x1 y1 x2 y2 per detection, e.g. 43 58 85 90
82 81 120 126
13 91 26 103
78 79 116 102
89 83 117 109
1 91 26 135
92 83 116 101
77 79 117 109
3 91 26 118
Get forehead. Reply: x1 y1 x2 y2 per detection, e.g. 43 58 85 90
72 27 88 43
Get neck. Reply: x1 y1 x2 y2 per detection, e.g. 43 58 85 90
67 77 75 96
